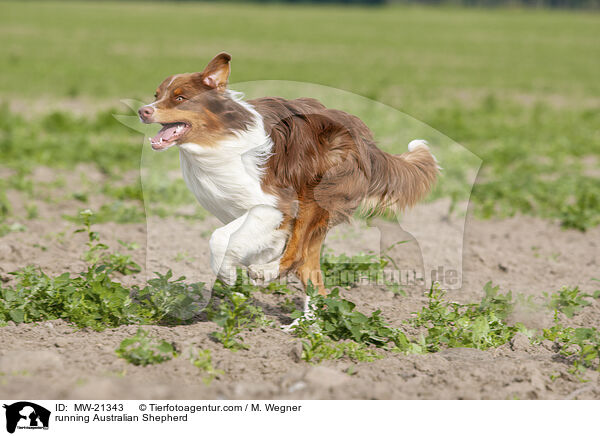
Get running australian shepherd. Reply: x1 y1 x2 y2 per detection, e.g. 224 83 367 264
138 52 439 302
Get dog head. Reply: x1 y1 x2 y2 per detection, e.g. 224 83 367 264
139 52 251 150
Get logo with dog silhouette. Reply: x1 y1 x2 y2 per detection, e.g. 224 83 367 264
2 402 50 434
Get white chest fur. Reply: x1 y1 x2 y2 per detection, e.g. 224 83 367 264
178 106 276 224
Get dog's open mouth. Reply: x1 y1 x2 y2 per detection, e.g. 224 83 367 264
150 122 190 150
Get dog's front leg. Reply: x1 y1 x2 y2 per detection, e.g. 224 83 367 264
209 205 287 285
209 214 246 285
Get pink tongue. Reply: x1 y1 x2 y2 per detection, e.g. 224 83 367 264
152 124 180 144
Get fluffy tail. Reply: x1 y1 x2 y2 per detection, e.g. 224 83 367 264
363 139 440 215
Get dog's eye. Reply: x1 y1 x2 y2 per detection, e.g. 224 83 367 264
175 96 185 102
154 93 158 99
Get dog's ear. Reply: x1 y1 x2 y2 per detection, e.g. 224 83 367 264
200 52 231 90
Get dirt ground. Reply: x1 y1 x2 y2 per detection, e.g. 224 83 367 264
0 166 599 400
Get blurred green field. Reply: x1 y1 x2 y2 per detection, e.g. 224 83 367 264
3 1 599 103
1 1 599 229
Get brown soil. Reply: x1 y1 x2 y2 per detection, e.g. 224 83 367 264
1 167 599 400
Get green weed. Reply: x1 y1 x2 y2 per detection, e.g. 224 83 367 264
116 328 177 366
410 282 531 352
540 313 600 375
118 240 140 251
0 264 204 330
278 297 297 314
478 281 515 320
545 286 594 318
205 273 272 351
72 192 89 203
321 252 388 288
0 107 140 174
559 189 600 232
0 185 24 237
0 212 205 330
288 280 558 363
25 203 38 219
75 209 141 274
258 281 295 296
65 202 145 225
174 251 194 263
102 180 145 202
289 279 539 363
432 100 600 231
298 329 382 364
321 244 407 294
0 222 26 238
292 284 412 354
133 270 205 324
0 188 11 222
189 349 224 385
0 266 133 329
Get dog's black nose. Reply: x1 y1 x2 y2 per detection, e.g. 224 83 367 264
138 105 154 121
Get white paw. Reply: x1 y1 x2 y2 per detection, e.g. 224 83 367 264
281 317 301 332
281 296 316 333
248 260 280 285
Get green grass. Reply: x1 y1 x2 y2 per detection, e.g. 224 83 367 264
3 2 598 102
1 2 599 228
0 107 141 174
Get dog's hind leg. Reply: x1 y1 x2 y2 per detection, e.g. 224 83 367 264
276 196 329 296
296 217 328 295
278 227 327 331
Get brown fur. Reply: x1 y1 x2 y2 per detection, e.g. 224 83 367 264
141 53 440 295
143 53 251 147
250 96 439 293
